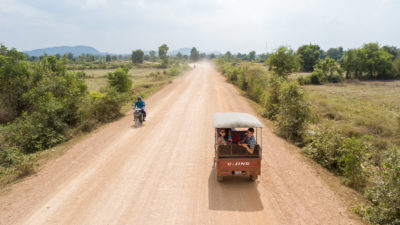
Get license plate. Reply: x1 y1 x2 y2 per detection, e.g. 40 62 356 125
234 171 242 175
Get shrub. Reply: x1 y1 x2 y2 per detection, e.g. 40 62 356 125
243 64 266 102
263 75 283 119
309 69 326 84
363 147 400 225
303 127 367 188
303 127 346 172
301 58 343 85
0 145 35 177
89 88 124 123
276 81 310 141
340 137 366 188
168 64 181 76
107 67 132 92
2 112 66 153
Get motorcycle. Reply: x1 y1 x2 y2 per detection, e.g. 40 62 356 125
134 108 145 127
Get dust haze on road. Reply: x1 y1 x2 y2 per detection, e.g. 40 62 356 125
0 62 363 225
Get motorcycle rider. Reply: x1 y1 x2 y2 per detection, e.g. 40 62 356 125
133 96 146 121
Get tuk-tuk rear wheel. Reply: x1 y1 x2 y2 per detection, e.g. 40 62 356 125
217 175 223 182
250 175 258 181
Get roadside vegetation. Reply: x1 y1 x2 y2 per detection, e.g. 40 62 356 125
0 44 189 187
216 43 400 224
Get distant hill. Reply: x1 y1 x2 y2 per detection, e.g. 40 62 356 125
23 45 222 57
23 45 102 57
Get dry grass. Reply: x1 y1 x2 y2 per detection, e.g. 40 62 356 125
69 67 168 91
304 80 400 148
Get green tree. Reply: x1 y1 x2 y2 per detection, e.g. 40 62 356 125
158 44 169 67
319 49 327 59
224 51 233 61
149 50 156 62
327 47 344 60
297 44 321 72
359 43 393 79
107 67 132 92
382 45 400 60
266 46 298 78
176 52 183 60
131 49 144 64
308 57 343 84
190 47 200 61
342 48 362 79
0 45 30 122
106 54 111 62
248 51 256 61
3 55 89 153
263 75 284 120
276 81 310 141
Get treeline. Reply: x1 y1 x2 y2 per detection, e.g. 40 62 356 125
264 43 400 84
27 45 217 69
215 57 399 225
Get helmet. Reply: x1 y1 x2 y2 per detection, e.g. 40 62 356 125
137 96 142 100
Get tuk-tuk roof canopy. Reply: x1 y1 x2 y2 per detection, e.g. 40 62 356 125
213 112 264 128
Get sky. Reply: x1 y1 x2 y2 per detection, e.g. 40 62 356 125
1 0 399 54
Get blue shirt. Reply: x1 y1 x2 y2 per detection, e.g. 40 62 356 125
243 136 256 149
134 101 145 109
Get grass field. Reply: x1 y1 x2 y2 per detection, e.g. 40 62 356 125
304 80 400 148
70 67 168 91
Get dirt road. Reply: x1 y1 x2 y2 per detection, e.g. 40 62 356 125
0 62 362 225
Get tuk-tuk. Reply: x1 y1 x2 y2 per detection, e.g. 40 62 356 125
213 112 264 182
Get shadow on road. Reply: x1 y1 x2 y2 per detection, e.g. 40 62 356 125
208 169 264 211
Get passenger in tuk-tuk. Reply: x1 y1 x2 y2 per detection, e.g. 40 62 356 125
239 128 256 154
217 128 228 146
226 128 233 143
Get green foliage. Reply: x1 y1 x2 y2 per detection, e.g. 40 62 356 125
168 64 182 76
248 51 256 61
0 145 34 178
240 63 266 102
106 55 111 62
326 47 344 60
276 81 310 141
149 50 157 62
299 57 343 85
131 49 144 64
107 67 132 92
382 46 400 60
297 44 321 72
89 88 124 123
342 43 396 80
393 57 400 78
304 127 346 172
190 47 200 61
263 75 284 120
267 46 298 78
3 112 66 153
303 128 366 188
363 147 400 225
0 45 31 123
340 137 366 188
158 44 169 67
0 45 145 183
